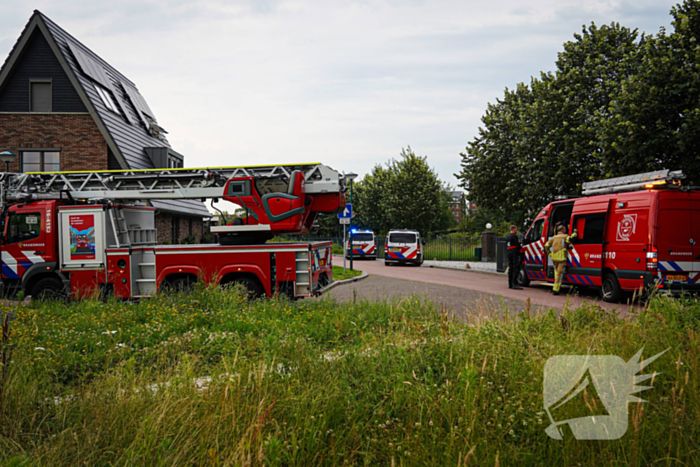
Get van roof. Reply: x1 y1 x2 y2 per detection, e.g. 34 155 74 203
388 229 420 234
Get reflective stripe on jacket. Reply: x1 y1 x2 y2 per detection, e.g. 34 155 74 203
545 232 577 262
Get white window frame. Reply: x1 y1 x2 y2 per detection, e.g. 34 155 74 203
93 84 120 114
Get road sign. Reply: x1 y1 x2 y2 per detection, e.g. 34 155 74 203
339 218 350 224
337 203 352 219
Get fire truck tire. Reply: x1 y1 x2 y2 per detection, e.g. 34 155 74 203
168 277 196 293
517 269 530 287
31 277 65 301
602 273 623 303
228 277 264 299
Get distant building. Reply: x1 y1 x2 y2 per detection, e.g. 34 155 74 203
0 10 210 243
448 190 467 224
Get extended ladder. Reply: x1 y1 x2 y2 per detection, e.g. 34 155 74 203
0 163 346 205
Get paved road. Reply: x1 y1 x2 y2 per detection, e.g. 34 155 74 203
330 257 635 316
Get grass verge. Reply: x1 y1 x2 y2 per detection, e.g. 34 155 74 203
0 287 697 466
332 265 363 281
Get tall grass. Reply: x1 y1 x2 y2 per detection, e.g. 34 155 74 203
0 287 697 466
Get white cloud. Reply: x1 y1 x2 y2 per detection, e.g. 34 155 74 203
0 0 675 188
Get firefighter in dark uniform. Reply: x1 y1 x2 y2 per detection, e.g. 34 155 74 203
505 225 523 290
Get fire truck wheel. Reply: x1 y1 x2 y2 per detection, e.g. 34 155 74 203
517 269 530 287
168 277 195 293
602 273 623 303
228 277 264 299
32 277 65 301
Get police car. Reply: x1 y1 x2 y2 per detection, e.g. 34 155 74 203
346 229 377 260
384 229 424 266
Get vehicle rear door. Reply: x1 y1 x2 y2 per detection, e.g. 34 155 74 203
689 192 700 285
656 192 694 285
522 218 546 281
386 232 418 260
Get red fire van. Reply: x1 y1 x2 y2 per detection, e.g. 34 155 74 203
519 170 699 301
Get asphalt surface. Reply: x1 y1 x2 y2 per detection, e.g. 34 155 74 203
325 256 635 320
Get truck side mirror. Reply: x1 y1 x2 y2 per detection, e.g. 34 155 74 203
421 239 426 245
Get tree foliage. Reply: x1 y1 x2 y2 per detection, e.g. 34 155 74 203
458 0 700 228
354 147 454 236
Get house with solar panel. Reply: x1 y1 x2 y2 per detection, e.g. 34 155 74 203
0 10 210 244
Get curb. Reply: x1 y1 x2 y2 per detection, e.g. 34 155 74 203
425 264 504 276
319 272 369 294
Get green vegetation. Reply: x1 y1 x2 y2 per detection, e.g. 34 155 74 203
332 265 362 281
458 0 700 227
0 289 697 466
354 147 455 236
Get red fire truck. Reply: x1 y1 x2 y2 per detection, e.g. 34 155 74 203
0 163 346 300
519 170 699 301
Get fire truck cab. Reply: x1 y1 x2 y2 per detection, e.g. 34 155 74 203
519 170 699 301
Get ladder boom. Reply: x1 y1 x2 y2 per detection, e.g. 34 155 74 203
0 163 346 202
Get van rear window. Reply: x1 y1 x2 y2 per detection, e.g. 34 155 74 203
352 233 374 242
389 233 416 243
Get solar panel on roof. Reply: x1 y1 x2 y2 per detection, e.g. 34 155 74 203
67 42 111 89
67 42 136 125
122 81 155 120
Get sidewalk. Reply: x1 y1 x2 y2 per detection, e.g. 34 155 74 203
422 260 500 274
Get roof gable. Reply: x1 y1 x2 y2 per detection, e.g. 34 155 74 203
0 11 210 217
37 12 173 169
0 28 85 112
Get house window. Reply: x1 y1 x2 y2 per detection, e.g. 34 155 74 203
93 84 120 114
30 81 52 112
168 157 183 169
21 151 60 172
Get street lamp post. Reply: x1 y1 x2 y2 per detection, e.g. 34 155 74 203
344 172 358 271
0 151 17 173
0 151 17 212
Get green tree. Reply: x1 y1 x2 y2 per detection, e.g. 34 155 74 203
354 147 454 236
602 0 700 183
458 21 647 227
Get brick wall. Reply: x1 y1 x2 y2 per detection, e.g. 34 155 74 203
155 213 204 244
0 113 108 171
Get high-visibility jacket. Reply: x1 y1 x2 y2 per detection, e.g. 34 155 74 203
545 232 577 262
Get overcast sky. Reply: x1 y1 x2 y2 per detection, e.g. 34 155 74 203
0 0 677 189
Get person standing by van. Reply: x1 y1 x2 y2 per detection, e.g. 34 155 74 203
545 224 578 296
505 225 523 290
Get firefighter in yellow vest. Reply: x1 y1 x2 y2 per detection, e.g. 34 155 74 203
545 224 578 296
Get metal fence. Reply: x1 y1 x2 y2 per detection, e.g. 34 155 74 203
271 235 481 261
422 238 480 262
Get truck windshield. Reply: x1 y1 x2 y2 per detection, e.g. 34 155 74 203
351 233 373 242
7 212 41 244
389 233 416 244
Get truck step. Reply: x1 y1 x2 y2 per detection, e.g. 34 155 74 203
136 278 157 296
